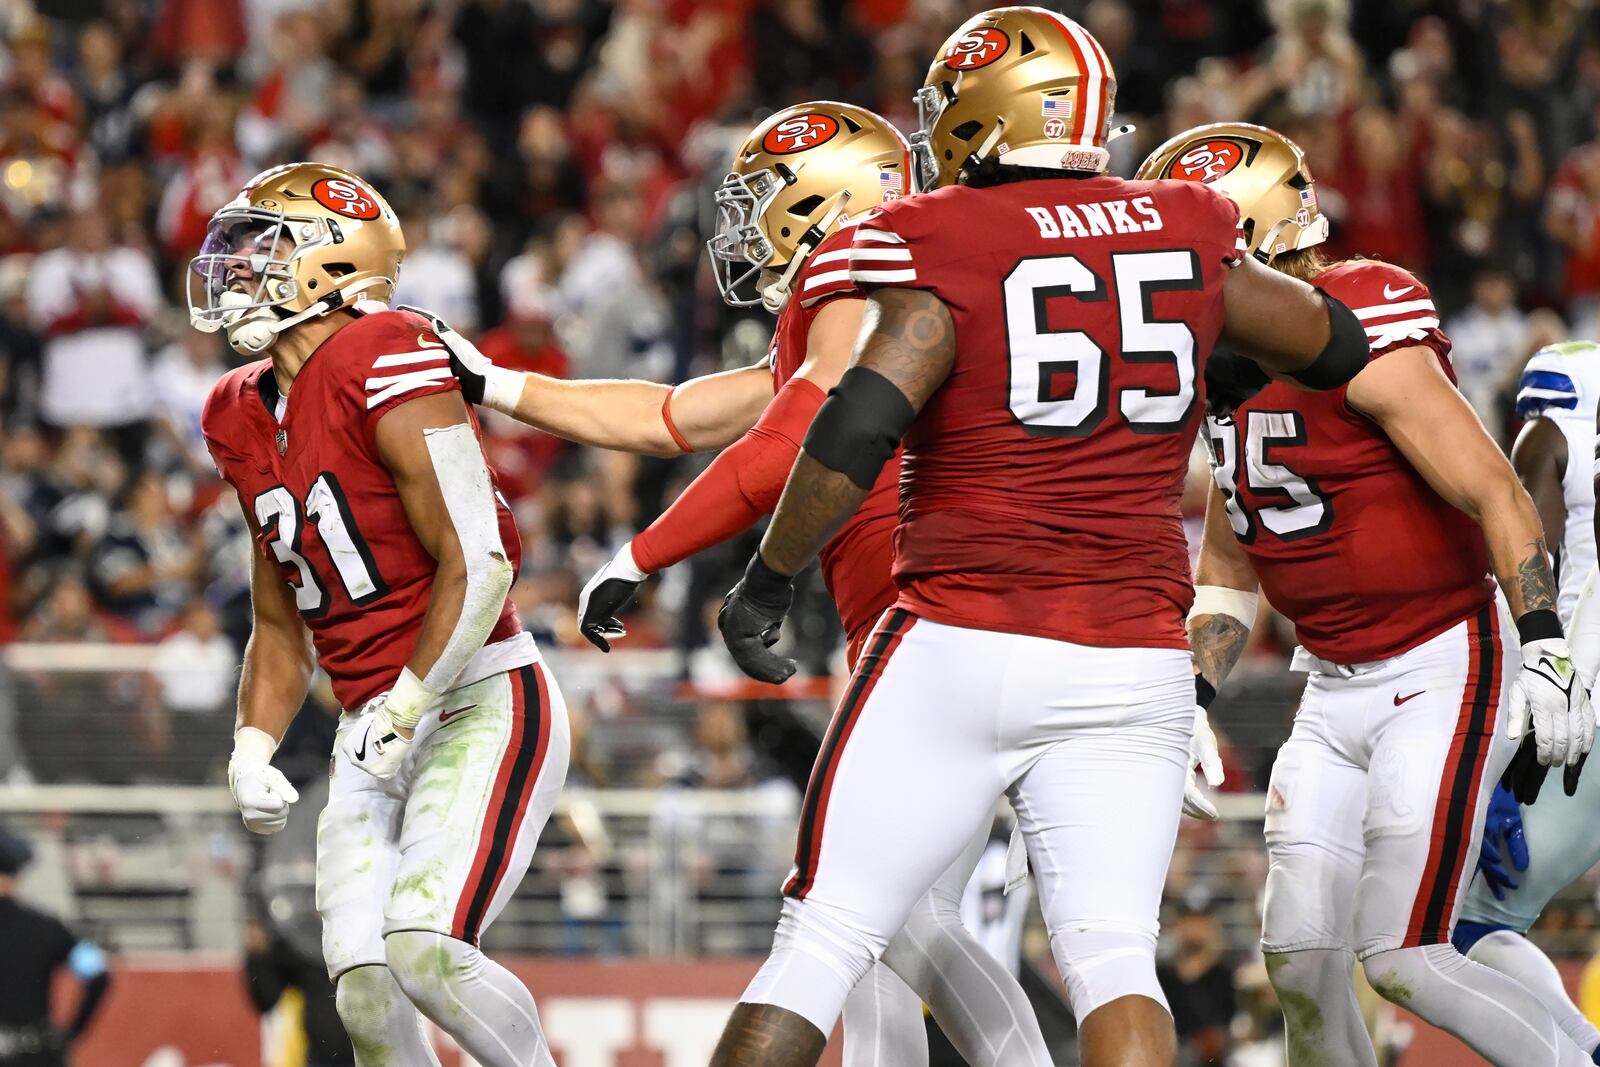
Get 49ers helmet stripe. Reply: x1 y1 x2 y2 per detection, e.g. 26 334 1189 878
1047 10 1106 145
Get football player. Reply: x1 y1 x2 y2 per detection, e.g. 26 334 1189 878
707 9 1390 1066
1451 340 1600 1060
195 163 569 1067
442 102 1052 1067
1141 124 1595 1065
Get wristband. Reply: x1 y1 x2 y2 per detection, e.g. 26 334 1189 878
743 553 795 611
661 386 693 453
387 667 439 730
232 726 278 763
1188 585 1259 629
481 364 525 416
1195 676 1217 710
1516 609 1564 645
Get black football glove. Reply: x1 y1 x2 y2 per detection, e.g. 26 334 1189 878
1501 733 1589 805
719 554 798 684
577 543 649 652
1204 348 1272 419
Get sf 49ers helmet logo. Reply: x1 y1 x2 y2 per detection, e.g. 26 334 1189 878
762 113 840 154
311 177 381 220
1169 141 1244 183
945 28 1009 70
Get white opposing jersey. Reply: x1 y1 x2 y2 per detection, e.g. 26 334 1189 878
1516 341 1600 626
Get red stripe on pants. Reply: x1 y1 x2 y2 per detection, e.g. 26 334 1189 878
1403 609 1499 947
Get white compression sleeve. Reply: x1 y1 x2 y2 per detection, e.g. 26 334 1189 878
418 423 515 695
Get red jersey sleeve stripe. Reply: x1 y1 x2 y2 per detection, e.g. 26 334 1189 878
854 227 906 244
802 268 854 291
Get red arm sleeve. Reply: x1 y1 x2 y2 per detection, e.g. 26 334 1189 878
631 376 827 573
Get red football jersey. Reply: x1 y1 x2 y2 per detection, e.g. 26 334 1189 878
203 306 535 709
1207 260 1494 663
849 176 1246 649
774 223 900 643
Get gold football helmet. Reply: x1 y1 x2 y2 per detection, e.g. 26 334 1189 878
188 162 405 353
913 6 1119 191
709 101 910 311
1136 122 1329 263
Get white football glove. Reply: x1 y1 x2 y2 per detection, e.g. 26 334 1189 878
1183 705 1226 821
228 727 299 834
340 669 437 781
397 305 523 415
578 542 650 652
1507 638 1595 768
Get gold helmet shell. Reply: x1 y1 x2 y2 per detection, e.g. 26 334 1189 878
708 101 911 311
913 5 1118 191
1136 122 1329 263
188 162 405 343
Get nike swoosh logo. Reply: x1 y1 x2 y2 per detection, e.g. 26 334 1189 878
354 728 369 761
1393 690 1425 706
417 333 446 349
1383 284 1415 300
438 704 477 723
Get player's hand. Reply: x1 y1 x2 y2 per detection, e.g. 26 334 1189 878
342 693 414 780
396 304 521 413
1476 783 1529 901
719 554 798 685
578 542 649 652
228 728 298 835
1183 705 1225 820
1503 638 1593 803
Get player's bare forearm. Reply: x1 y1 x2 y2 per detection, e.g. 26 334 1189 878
239 543 314 737
377 391 513 695
1190 485 1259 688
513 364 774 456
758 453 871 575
1189 614 1251 690
709 1004 826 1067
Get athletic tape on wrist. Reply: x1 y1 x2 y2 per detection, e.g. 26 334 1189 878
1188 585 1259 629
232 726 278 763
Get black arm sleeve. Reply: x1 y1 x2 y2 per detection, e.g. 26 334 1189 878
802 367 917 490
1286 291 1369 391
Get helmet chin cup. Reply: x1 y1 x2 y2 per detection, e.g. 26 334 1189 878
217 292 280 354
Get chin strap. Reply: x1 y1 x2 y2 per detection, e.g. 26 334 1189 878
216 276 394 355
757 192 852 313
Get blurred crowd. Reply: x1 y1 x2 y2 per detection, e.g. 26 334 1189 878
5 3 1600 1061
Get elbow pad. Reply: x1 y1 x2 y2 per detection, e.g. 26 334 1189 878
803 367 916 490
1288 291 1369 391
420 423 514 695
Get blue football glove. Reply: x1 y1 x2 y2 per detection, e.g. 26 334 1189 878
1477 783 1530 901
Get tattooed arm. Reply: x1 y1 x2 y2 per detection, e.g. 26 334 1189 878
1190 483 1261 691
1347 345 1557 618
757 288 957 575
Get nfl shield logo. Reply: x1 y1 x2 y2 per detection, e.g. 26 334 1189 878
276 428 288 455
